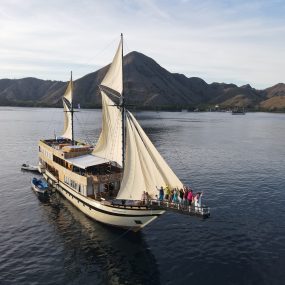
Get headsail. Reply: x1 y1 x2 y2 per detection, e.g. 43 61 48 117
116 111 183 200
62 76 73 140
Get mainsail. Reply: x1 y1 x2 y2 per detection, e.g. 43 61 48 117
92 38 123 166
116 111 183 200
62 78 73 140
96 34 183 200
92 91 122 166
100 38 123 97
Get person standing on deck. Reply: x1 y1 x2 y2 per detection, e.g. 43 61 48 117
165 185 170 200
173 188 179 203
194 192 203 212
187 189 193 206
179 188 184 204
184 187 189 205
170 189 174 202
145 192 150 205
141 191 146 205
156 186 164 201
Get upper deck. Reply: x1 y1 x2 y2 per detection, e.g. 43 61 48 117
39 138 122 178
40 138 92 159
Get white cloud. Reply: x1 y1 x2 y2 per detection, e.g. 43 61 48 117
0 0 284 88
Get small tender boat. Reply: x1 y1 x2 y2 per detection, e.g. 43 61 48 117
21 163 39 172
31 178 49 196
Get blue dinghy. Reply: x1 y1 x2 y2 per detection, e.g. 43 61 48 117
31 178 48 195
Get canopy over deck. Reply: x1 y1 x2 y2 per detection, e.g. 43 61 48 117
66 154 114 169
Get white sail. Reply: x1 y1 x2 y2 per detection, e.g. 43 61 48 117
92 92 122 167
116 111 183 200
62 80 73 140
100 38 123 96
97 34 183 200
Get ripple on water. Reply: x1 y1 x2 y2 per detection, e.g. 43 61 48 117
1 110 285 285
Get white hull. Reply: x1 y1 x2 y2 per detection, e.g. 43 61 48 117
22 165 39 172
43 170 165 231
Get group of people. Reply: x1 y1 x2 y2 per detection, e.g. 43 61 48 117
141 185 203 209
156 185 203 208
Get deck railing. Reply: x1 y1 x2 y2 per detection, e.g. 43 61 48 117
100 198 210 217
89 173 122 183
149 200 210 217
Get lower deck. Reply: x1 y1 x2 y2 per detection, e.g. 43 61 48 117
42 169 165 231
42 165 210 220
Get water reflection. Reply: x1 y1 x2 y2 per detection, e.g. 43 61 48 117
2 108 285 285
43 193 160 285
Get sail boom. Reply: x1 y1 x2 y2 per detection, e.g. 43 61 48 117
99 84 121 99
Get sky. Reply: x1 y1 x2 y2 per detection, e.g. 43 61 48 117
0 0 284 89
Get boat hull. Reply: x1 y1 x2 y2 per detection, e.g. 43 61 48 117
22 165 39 172
43 171 165 231
31 183 48 196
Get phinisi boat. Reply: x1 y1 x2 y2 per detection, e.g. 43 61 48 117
38 34 207 231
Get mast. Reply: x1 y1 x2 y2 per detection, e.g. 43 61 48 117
121 33 126 169
71 71 74 145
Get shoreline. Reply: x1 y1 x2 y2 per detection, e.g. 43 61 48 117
0 105 284 113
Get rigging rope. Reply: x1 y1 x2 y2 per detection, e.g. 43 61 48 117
71 37 119 73
44 107 63 139
73 112 94 146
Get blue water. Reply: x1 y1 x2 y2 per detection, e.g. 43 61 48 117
0 107 285 285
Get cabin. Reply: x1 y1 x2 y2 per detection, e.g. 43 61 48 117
38 138 122 200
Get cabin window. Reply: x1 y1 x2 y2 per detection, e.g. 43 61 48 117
64 175 85 194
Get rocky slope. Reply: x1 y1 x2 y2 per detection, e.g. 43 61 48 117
0 52 284 111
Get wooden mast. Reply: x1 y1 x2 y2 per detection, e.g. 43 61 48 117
70 71 75 145
121 33 126 170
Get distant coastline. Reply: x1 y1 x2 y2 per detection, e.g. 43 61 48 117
1 52 284 112
1 104 284 113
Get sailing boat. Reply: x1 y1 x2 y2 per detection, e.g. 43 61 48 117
38 34 187 231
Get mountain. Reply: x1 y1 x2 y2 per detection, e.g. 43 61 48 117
0 78 65 106
259 83 285 111
0 52 284 111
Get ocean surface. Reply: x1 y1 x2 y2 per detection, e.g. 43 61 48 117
0 107 285 285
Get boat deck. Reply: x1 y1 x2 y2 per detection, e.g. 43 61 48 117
149 200 210 218
101 199 210 217
44 168 210 218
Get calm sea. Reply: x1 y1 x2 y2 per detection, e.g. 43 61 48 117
0 107 285 285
